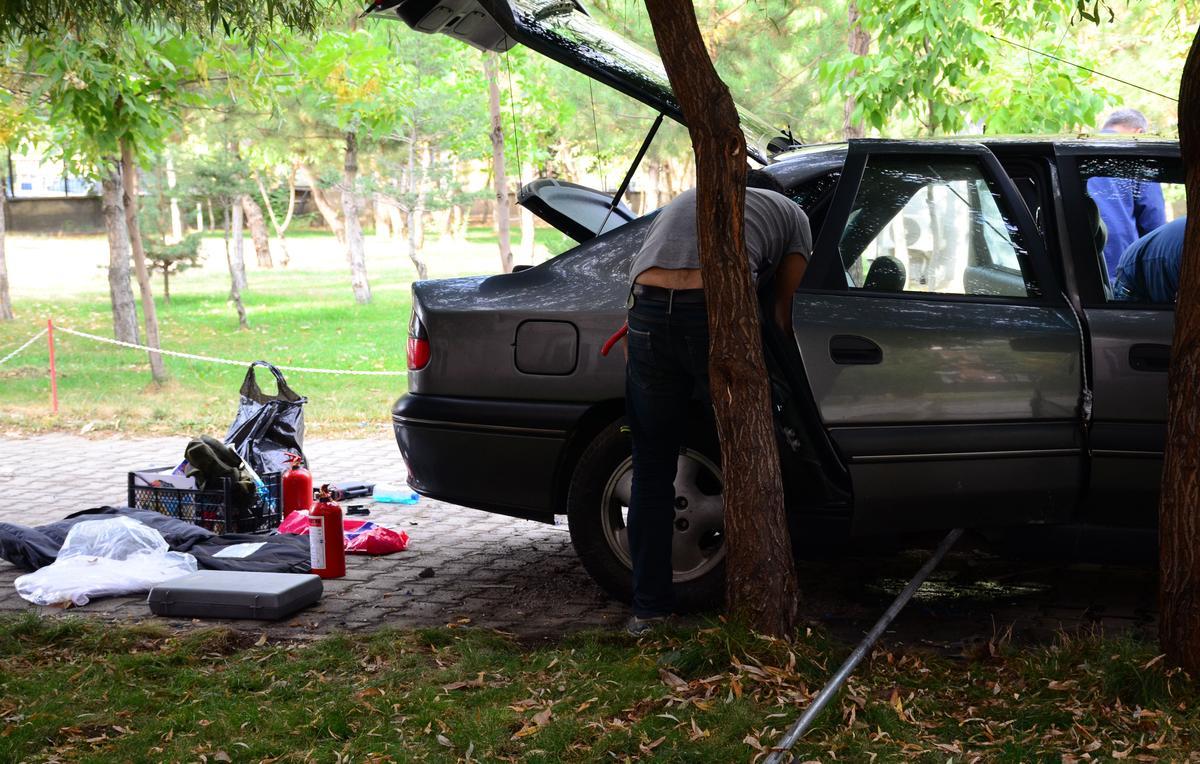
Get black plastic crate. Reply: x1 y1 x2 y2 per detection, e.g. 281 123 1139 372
128 466 282 534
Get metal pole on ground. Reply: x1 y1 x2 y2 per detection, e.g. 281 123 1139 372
763 527 965 763
47 318 57 413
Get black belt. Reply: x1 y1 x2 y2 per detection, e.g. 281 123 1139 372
631 284 706 304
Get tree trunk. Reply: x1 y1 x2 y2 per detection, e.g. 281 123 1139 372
166 154 183 242
162 266 171 304
406 168 430 281
388 202 406 244
843 1 869 139
1159 22 1200 674
374 193 391 240
484 51 514 273
255 169 294 267
223 204 249 330
279 167 296 266
453 204 467 242
416 145 431 251
644 0 800 638
119 138 167 385
415 148 430 245
229 194 248 294
241 194 273 268
195 202 204 233
645 161 661 214
101 168 140 344
0 194 12 320
521 206 536 264
299 165 346 245
343 130 372 304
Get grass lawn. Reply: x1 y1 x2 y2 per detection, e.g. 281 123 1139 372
1 614 1197 762
0 226 574 437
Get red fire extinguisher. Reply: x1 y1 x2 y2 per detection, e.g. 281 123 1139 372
309 485 346 579
281 453 313 517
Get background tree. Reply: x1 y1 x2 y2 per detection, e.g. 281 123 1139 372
484 51 513 274
502 49 577 260
0 91 39 321
189 149 253 328
146 235 204 303
18 28 210 382
280 21 415 303
0 0 328 40
1159 21 1200 674
819 0 1108 136
644 0 800 637
353 30 488 279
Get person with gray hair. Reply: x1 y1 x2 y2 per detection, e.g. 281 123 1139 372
1102 107 1151 133
1087 107 1166 283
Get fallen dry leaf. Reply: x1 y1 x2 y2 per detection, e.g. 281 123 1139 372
639 736 666 753
511 725 540 740
660 669 688 690
441 673 487 692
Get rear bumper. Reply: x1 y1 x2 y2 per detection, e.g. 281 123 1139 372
392 394 590 521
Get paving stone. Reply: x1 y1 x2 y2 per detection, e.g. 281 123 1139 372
0 434 1166 646
0 434 625 637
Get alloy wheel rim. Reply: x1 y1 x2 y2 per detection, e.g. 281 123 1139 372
600 449 725 583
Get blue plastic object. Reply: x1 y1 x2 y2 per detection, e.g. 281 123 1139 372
374 484 420 504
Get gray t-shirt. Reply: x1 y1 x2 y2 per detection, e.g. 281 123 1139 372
629 187 811 285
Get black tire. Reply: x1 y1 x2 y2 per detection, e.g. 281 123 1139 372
566 419 726 612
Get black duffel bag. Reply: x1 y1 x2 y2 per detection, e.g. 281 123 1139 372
224 361 308 476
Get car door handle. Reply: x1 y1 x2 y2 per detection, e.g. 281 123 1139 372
829 335 882 365
1129 343 1170 373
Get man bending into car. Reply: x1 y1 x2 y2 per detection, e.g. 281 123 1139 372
623 168 811 636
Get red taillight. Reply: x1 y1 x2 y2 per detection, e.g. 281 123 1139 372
407 311 430 370
407 336 430 370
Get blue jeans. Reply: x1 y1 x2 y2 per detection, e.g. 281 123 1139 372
625 292 711 617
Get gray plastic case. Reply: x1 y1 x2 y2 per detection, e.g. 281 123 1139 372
148 571 323 620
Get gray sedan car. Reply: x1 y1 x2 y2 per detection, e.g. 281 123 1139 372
373 0 1180 607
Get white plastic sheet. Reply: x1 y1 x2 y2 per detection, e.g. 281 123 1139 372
14 517 197 607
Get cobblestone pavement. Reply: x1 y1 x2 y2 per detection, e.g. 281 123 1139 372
0 434 627 638
0 435 1158 646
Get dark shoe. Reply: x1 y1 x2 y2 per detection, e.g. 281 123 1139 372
625 614 668 637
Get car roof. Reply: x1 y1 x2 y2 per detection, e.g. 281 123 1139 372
770 136 1179 166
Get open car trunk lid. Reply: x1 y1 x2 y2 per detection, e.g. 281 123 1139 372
365 0 790 163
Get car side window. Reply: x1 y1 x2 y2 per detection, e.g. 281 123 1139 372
837 157 1036 298
1076 157 1185 306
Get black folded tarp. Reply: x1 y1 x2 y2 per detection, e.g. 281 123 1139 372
0 506 309 574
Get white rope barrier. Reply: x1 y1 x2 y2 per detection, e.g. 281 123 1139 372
0 328 47 366
53 326 407 376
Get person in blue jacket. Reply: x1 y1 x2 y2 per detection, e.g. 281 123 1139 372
1086 108 1167 283
1113 216 1187 304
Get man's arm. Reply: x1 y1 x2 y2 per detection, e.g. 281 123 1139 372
772 251 808 330
1135 181 1167 236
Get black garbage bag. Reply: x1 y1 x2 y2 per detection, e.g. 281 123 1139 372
224 361 308 476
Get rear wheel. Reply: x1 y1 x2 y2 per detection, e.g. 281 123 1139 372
566 419 725 612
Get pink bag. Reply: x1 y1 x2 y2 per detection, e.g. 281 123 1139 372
278 512 409 555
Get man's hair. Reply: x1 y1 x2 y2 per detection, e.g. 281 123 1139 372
746 168 787 195
1102 108 1150 132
